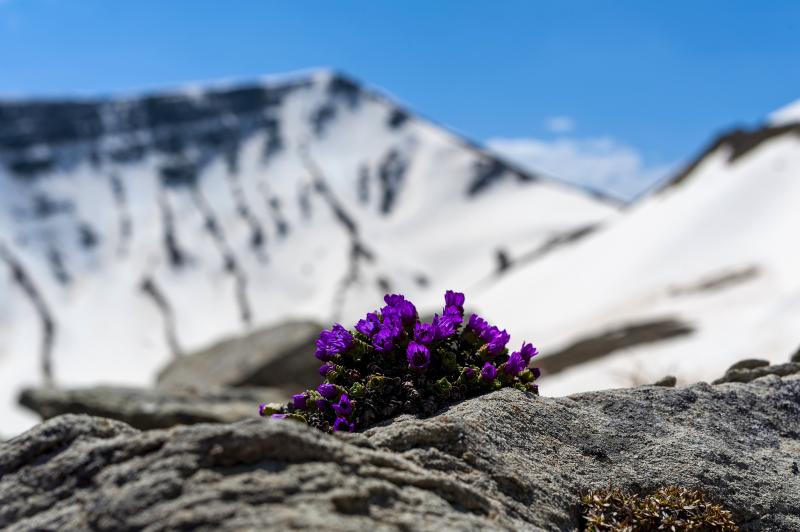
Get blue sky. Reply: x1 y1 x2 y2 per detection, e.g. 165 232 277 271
1 1 799 199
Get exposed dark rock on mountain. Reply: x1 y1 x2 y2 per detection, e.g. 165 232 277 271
728 358 770 371
3 367 799 530
651 375 677 387
0 79 310 161
668 265 760 297
514 224 599 268
661 122 800 191
18 385 282 431
0 245 55 383
157 320 323 393
467 158 535 197
537 319 694 377
713 360 800 384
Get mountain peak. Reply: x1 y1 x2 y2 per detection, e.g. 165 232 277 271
768 98 800 127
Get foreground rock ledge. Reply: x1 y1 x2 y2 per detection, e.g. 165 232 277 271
18 385 286 430
2 377 800 531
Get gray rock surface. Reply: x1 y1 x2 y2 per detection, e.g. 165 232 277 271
157 320 323 393
18 385 284 430
3 370 800 531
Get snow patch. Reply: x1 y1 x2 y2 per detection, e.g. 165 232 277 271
768 98 800 126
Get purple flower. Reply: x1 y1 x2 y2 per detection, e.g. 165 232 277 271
479 325 509 355
373 310 405 353
504 352 526 376
314 324 354 361
271 413 289 419
481 362 497 382
443 290 465 322
332 394 353 416
315 398 330 411
291 393 307 410
413 321 437 345
317 383 339 400
486 329 510 356
462 367 476 380
383 313 405 338
382 294 417 325
355 312 381 337
518 342 539 364
479 325 499 343
532 367 542 380
258 403 271 416
373 327 396 353
406 341 431 372
383 293 406 307
468 314 489 336
443 305 464 324
319 362 335 376
432 314 458 339
444 290 465 310
333 417 355 433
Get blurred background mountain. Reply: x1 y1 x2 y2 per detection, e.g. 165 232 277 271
2 1 799 435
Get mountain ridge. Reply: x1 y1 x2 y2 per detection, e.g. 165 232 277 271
0 69 625 206
660 121 800 192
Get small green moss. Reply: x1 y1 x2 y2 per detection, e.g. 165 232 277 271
257 402 284 416
581 486 737 531
434 377 452 396
518 368 534 383
366 375 385 391
349 382 366 398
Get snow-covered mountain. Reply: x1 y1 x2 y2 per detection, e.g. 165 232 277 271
477 106 800 394
769 98 800 126
0 70 617 432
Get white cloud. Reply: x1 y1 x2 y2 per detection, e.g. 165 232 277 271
545 115 575 133
487 136 674 201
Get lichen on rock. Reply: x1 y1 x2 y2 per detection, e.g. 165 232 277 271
581 486 737 531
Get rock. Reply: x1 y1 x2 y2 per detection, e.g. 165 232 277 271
727 358 770 371
18 385 284 430
651 375 677 387
792 345 800 363
712 361 800 384
3 374 800 530
157 320 323 393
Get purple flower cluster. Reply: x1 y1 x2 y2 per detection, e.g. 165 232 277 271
314 324 353 361
467 314 510 356
261 290 539 433
314 383 355 432
354 294 420 354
